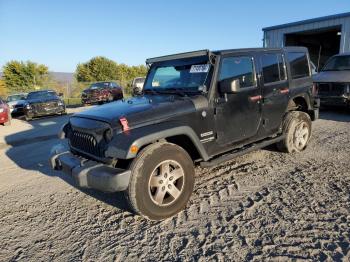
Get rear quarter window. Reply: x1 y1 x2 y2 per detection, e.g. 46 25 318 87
287 52 310 79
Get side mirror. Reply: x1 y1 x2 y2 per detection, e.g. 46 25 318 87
219 79 240 94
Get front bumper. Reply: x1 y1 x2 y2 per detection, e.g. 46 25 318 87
319 95 350 107
25 105 65 117
82 96 106 104
50 146 131 193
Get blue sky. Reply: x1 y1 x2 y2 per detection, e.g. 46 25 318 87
1 0 349 72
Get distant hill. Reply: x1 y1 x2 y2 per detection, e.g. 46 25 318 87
49 72 74 85
0 72 74 85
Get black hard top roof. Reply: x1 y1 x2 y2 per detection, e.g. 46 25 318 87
146 46 308 64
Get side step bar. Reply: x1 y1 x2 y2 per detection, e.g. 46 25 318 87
200 135 285 168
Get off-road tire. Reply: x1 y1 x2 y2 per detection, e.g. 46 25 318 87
277 111 312 153
4 112 11 126
126 142 195 221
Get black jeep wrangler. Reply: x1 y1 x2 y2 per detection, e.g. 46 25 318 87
50 47 319 220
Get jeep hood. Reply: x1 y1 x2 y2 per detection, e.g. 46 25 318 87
313 71 350 83
73 95 207 129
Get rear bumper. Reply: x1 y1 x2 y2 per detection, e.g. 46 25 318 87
49 145 131 192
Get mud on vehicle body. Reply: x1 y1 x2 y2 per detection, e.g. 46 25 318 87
50 47 320 220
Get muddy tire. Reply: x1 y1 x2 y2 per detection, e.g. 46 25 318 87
126 142 195 221
4 112 11 126
277 111 312 153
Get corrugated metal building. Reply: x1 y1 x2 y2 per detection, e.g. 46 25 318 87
263 12 350 69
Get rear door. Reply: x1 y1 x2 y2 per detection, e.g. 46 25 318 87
215 53 262 146
259 52 289 134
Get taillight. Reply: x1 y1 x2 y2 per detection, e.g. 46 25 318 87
312 83 318 96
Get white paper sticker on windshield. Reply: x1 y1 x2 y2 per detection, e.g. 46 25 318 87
190 64 210 73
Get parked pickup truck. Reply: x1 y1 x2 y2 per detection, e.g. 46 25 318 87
50 47 320 220
313 53 350 108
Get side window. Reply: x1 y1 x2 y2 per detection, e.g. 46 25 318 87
219 56 256 88
287 52 310 79
261 53 286 84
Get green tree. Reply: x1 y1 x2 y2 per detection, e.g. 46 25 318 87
0 79 8 97
75 56 118 82
2 61 49 93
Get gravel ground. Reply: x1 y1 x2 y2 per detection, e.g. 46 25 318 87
0 110 349 261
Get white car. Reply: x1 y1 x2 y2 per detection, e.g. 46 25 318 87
132 77 146 95
7 93 27 114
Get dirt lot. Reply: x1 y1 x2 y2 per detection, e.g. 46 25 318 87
0 109 349 261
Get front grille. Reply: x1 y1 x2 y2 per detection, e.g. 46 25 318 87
70 130 105 158
33 102 58 113
318 83 348 96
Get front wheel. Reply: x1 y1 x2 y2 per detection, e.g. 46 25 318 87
277 111 312 153
126 142 195 221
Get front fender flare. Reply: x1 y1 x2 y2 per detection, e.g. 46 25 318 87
105 125 209 161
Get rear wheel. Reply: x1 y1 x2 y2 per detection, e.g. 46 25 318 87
277 111 312 153
126 142 195 221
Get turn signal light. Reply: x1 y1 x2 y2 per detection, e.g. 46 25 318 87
130 145 139 154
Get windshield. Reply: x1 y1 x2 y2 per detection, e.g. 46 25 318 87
322 55 350 71
144 59 212 93
7 94 26 102
27 91 57 100
90 82 110 90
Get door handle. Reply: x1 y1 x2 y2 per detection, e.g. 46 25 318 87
280 88 289 94
250 95 263 102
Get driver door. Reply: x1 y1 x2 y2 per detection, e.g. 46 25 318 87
215 54 262 146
